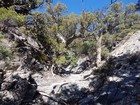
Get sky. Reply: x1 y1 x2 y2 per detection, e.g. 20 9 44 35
35 0 138 14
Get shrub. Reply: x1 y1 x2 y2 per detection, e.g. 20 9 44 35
66 51 78 67
82 40 96 55
101 47 110 60
0 32 4 39
0 45 13 60
0 6 26 25
70 39 84 55
131 24 140 30
54 55 67 65
102 33 115 51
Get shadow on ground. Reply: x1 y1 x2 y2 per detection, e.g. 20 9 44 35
45 52 140 105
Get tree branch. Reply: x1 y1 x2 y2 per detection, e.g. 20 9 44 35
39 91 67 105
111 0 117 4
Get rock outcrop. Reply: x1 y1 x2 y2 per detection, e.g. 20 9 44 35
44 31 140 105
111 31 140 57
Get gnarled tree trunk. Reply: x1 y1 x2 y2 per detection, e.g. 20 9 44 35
96 35 102 67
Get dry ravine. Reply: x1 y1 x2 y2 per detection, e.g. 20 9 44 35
0 31 140 105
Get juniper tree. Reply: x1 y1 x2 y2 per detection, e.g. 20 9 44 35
0 0 44 14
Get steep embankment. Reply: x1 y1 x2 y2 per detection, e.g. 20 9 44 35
89 31 140 105
112 31 140 57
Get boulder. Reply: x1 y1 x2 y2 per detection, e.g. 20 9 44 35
0 70 38 105
0 61 6 69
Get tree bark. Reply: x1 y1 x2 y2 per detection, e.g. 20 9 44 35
56 33 66 43
96 35 102 67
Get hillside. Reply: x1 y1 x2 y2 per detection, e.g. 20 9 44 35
112 31 140 57
0 30 140 105
1 1 140 105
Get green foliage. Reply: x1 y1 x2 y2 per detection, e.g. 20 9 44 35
101 47 110 60
23 1 140 68
53 51 78 66
131 23 140 30
102 33 115 50
54 55 67 65
112 28 132 43
79 12 95 29
125 3 136 15
0 32 13 61
111 2 123 13
125 13 140 28
46 2 67 17
121 28 132 35
0 6 25 24
60 13 78 39
0 0 43 14
65 51 78 67
54 2 67 15
0 45 13 60
124 3 139 28
70 39 84 55
70 39 97 60
119 23 126 30
0 32 4 39
82 40 96 56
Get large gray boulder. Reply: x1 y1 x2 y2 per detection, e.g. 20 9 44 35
0 70 38 105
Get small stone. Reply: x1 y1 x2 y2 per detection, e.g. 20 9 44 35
0 61 6 69
108 76 123 82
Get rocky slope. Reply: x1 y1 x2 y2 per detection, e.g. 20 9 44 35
0 31 140 105
112 31 140 57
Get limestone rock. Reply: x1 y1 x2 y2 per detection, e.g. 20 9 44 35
112 31 140 57
0 61 6 69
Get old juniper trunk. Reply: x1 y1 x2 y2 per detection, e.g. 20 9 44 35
96 35 102 67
